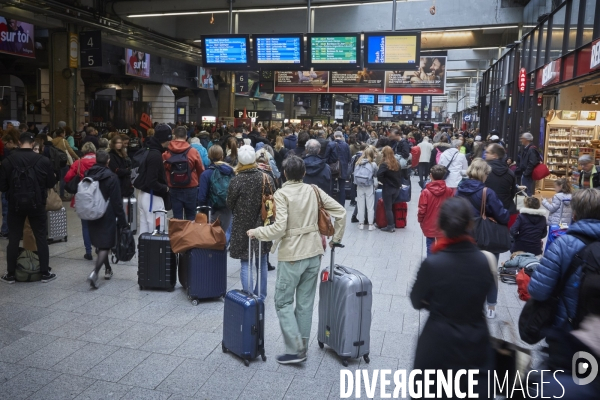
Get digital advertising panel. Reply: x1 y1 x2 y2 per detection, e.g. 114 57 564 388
329 69 385 93
364 32 420 70
125 49 150 78
384 56 446 95
0 17 35 58
274 70 329 93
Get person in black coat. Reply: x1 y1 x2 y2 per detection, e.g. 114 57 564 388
332 130 351 205
86 150 128 289
376 146 403 233
410 197 494 398
108 136 134 198
515 132 540 196
510 197 547 255
303 140 332 195
485 144 518 219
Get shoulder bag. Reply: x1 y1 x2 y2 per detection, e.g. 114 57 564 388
63 139 74 165
472 187 511 253
261 172 276 225
329 142 341 179
311 184 335 237
442 151 458 180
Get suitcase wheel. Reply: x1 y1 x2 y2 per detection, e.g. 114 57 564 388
168 287 175 292
191 299 199 306
342 359 349 367
139 285 144 290
64 236 68 242
261 349 267 362
243 359 250 367
317 340 324 349
363 354 370 364
221 343 227 353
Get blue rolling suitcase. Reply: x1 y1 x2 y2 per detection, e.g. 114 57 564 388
179 248 227 305
222 238 266 366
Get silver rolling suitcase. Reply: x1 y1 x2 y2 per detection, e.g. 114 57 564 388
47 207 68 243
317 244 372 366
123 197 138 234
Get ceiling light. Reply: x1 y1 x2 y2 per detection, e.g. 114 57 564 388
471 47 499 50
482 25 519 30
128 10 229 18
313 1 391 8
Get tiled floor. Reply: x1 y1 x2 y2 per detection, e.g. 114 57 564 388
0 179 539 399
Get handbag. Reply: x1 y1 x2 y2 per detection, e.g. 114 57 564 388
518 234 592 344
111 226 136 263
311 184 335 237
394 178 412 203
260 173 276 225
491 322 532 397
442 151 458 180
472 188 511 253
168 212 226 254
64 160 81 195
46 189 62 211
63 139 74 165
329 142 341 179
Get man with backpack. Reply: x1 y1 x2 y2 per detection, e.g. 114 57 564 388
133 123 172 234
162 126 205 220
0 132 57 284
516 132 540 196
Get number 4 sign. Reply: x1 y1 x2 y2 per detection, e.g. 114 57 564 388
79 31 103 68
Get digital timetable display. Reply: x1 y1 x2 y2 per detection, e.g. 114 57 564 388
377 95 394 104
255 36 302 65
201 35 251 68
358 95 375 104
364 32 421 70
308 34 361 69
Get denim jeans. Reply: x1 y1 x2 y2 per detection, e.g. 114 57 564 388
425 237 435 256
212 208 232 246
169 187 197 221
1 192 8 235
240 253 268 299
418 162 430 189
382 186 400 228
487 253 500 306
274 255 321 354
81 219 92 255
521 175 535 197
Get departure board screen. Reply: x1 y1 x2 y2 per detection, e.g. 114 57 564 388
255 36 302 64
377 95 394 104
364 32 421 70
381 105 394 112
203 36 248 64
358 95 375 104
309 36 358 64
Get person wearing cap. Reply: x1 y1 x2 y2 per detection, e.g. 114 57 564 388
578 155 600 189
515 132 539 196
134 123 172 234
227 145 275 300
0 132 57 284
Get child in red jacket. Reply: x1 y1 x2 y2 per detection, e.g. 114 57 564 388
418 164 455 256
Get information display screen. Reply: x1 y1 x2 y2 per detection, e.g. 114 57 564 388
358 95 375 104
396 95 414 105
201 35 250 68
381 105 394 112
308 34 361 69
255 35 303 66
364 32 421 70
377 95 394 104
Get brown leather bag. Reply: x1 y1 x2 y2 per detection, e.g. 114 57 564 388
168 213 226 254
46 189 62 211
311 185 335 237
261 173 276 225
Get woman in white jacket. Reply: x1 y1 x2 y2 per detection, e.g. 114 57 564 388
439 139 468 189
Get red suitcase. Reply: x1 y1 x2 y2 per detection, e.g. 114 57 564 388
375 198 387 228
394 202 408 229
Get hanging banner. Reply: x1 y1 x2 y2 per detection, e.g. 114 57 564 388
274 70 329 93
125 49 151 79
0 17 35 59
329 69 385 93
384 56 446 94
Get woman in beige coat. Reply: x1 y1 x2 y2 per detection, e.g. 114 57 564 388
248 155 346 365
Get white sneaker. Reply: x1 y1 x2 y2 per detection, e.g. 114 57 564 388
486 308 496 319
368 225 375 231
358 223 364 230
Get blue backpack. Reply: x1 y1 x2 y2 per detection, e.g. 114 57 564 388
209 167 231 209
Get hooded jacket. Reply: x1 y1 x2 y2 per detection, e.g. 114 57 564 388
418 180 455 238
429 142 451 166
510 207 548 255
65 153 97 208
191 143 210 168
197 131 210 149
133 137 168 199
283 134 297 150
162 140 205 188
543 192 572 226
197 162 235 209
485 159 517 215
455 179 510 225
303 154 332 196
439 148 468 189
529 219 600 329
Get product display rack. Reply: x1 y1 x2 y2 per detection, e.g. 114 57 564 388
544 111 599 191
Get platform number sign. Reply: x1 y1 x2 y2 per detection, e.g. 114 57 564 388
236 72 248 93
79 31 103 68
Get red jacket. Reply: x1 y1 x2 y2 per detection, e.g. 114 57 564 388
417 180 455 238
162 140 205 188
64 154 97 208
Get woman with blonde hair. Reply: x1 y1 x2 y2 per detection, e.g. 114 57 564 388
376 146 403 232
354 146 378 231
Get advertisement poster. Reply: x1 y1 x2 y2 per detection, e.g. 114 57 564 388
199 67 214 90
274 70 329 93
329 69 385 93
125 49 150 79
89 100 153 136
384 56 446 94
0 17 35 58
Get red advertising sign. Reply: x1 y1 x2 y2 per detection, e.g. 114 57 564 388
538 59 561 88
518 68 527 93
0 17 35 59
591 39 600 70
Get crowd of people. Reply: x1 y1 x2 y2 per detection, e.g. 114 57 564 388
0 117 599 390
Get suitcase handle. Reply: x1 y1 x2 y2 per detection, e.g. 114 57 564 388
152 210 168 235
329 244 345 282
197 206 212 222
247 236 262 296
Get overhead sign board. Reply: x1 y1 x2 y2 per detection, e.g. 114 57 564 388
591 39 600 70
519 68 527 93
79 30 102 68
0 17 35 59
274 70 329 93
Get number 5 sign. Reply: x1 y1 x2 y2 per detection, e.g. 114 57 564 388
79 31 103 68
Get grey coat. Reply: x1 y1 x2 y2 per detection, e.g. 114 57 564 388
542 192 572 226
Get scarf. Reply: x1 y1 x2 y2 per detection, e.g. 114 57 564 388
431 234 475 254
235 163 257 174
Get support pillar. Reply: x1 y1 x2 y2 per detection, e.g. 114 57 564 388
50 31 81 130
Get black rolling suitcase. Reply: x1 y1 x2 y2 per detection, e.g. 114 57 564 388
137 210 177 291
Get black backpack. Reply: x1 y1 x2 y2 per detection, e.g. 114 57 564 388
111 226 136 263
47 145 68 171
164 148 192 187
8 157 43 212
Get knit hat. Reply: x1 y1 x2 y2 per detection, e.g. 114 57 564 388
255 148 271 163
238 145 256 166
490 135 500 141
154 123 173 143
